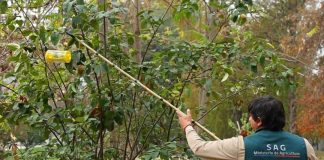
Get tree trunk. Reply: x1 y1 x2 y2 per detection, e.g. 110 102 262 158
133 0 142 63
197 78 209 128
288 89 297 133
98 0 109 45
197 4 211 132
97 0 109 159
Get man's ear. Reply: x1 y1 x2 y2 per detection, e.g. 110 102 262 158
256 118 263 128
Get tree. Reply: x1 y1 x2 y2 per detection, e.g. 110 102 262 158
246 0 323 134
0 0 300 159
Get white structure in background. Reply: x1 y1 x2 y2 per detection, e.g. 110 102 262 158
312 48 324 74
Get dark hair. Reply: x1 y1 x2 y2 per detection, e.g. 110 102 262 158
248 96 285 131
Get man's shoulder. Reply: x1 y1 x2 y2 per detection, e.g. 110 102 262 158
243 130 305 142
281 131 305 140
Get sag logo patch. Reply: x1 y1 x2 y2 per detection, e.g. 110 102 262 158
253 144 301 158
266 144 286 151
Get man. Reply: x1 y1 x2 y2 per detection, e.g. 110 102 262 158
177 96 318 160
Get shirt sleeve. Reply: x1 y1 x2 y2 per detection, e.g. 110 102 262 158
304 138 318 160
185 126 245 160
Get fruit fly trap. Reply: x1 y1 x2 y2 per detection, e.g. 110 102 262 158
45 50 72 63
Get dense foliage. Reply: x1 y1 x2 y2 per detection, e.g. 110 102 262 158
0 0 322 159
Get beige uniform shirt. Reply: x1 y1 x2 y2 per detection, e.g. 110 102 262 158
185 126 318 160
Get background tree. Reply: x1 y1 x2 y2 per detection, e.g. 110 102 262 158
246 0 323 135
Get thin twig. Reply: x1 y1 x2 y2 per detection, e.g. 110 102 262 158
133 108 167 159
166 68 193 141
127 1 176 156
0 83 19 95
210 14 230 43
129 108 151 158
197 83 254 121
80 29 102 158
137 0 175 78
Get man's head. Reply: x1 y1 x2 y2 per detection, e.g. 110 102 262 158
248 96 285 131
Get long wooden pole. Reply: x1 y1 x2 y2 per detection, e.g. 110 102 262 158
72 36 220 140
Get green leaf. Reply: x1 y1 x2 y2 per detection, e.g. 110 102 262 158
72 50 81 64
84 75 92 84
72 16 81 28
63 0 75 13
71 83 77 93
221 73 229 82
170 68 177 73
232 14 239 22
29 33 38 41
67 38 75 47
5 14 13 23
75 5 86 14
223 66 233 74
43 104 52 113
184 30 208 43
104 110 115 131
251 63 257 73
15 20 23 27
282 69 293 78
243 0 253 6
13 102 19 111
22 29 33 36
0 0 8 14
127 33 134 45
74 115 89 123
258 54 265 67
114 109 124 125
51 32 60 45
101 63 109 72
8 23 15 31
76 0 84 5
104 110 114 120
6 43 20 51
96 11 110 19
287 69 294 76
39 26 46 42
94 64 102 75
14 62 23 72
237 15 247 25
65 62 74 74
